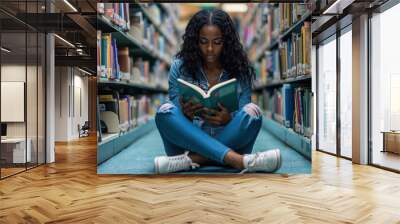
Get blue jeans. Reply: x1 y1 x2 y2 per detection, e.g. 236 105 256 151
155 103 262 164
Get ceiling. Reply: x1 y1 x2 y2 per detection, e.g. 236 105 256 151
0 1 249 73
0 0 97 73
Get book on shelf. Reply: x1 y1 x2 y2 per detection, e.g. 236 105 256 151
293 87 313 137
282 84 294 128
118 47 130 81
129 11 144 42
254 50 281 86
99 3 130 31
178 78 239 113
99 32 120 80
118 96 130 131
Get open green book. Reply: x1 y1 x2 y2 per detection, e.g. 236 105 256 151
177 78 238 112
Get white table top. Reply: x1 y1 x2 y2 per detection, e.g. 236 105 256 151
1 138 31 143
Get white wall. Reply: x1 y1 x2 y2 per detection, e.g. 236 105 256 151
54 67 89 141
1 65 38 137
55 66 69 141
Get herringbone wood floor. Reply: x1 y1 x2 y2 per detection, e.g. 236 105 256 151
1 135 400 223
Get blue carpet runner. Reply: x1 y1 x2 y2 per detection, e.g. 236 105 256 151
98 126 311 174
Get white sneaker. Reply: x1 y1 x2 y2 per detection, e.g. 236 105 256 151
241 149 281 173
154 151 200 174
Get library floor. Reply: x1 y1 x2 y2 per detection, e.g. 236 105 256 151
372 150 400 171
1 136 400 223
97 125 311 174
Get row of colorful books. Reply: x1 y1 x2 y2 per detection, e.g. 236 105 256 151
277 3 310 33
98 3 130 31
98 3 175 60
97 31 168 87
242 4 265 49
254 50 280 86
97 32 119 80
142 3 176 41
254 21 311 86
253 84 313 137
278 21 311 79
159 3 181 36
99 94 167 134
129 10 168 56
242 3 311 52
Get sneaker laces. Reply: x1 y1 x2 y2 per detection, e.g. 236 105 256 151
239 152 264 174
168 151 200 172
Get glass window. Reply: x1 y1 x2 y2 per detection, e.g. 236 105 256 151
0 0 46 179
1 22 28 178
317 35 337 154
339 27 352 158
371 2 400 171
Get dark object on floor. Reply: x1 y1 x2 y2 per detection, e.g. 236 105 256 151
100 120 108 134
78 121 90 138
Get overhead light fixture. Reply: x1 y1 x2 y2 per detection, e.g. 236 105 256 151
63 0 78 12
222 4 248 13
1 47 11 53
54 34 75 48
78 67 93 76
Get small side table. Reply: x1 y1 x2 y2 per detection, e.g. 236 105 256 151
381 131 400 154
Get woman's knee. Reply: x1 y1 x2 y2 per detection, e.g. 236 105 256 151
157 103 176 114
155 103 176 125
243 103 262 119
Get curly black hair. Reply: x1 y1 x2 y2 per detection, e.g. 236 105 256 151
176 8 255 85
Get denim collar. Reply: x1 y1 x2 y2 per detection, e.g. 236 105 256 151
199 66 229 84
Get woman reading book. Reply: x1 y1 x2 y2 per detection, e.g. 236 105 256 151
154 9 281 174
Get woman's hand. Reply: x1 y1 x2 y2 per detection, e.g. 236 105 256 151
202 103 231 126
180 97 204 121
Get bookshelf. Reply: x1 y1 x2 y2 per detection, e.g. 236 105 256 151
253 11 312 62
96 3 179 164
243 3 314 144
253 75 311 90
98 79 168 94
135 4 177 47
97 15 172 66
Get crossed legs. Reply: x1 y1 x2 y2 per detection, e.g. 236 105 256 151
155 102 262 169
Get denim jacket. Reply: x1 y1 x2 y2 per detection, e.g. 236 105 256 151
167 58 252 136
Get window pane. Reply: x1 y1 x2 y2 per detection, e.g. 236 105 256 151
371 3 400 171
318 36 337 154
340 28 352 158
1 31 27 177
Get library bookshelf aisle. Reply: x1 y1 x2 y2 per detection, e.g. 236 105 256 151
96 3 180 165
242 3 314 159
